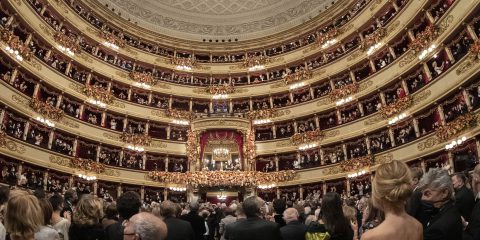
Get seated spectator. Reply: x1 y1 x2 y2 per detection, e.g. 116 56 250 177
123 212 167 240
280 208 307 240
361 160 422 240
417 168 463 240
5 190 44 240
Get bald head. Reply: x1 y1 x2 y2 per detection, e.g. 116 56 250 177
283 208 299 223
124 212 167 240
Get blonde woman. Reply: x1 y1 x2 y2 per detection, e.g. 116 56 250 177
464 164 480 240
68 195 105 240
4 190 44 240
361 160 422 240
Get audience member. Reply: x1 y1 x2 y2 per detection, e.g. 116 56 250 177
361 160 422 240
35 198 60 240
463 164 480 240
219 208 237 240
452 173 475 222
280 208 307 240
224 196 281 240
101 204 118 229
180 202 206 240
49 194 71 240
62 189 77 218
105 191 141 240
123 212 167 240
160 200 195 240
0 186 9 240
5 190 44 240
319 192 353 240
68 195 105 240
418 168 463 240
273 199 287 227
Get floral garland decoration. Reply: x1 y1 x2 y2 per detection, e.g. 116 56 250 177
283 68 313 85
99 30 126 48
186 130 198 163
29 98 64 121
242 54 271 68
205 84 235 95
246 128 256 164
165 109 194 121
53 31 81 54
315 28 340 48
83 85 114 104
129 72 157 86
171 56 197 69
147 170 296 187
71 157 105 174
1 28 32 61
339 155 375 172
290 129 324 146
329 83 359 102
436 112 477 141
360 27 387 50
468 39 480 62
120 132 152 146
379 96 413 118
408 25 439 54
246 108 279 120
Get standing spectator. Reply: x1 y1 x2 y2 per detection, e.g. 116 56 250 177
35 198 60 240
68 195 105 240
123 212 167 240
452 173 475 222
62 189 77 218
319 192 353 240
0 186 9 240
180 202 206 240
49 194 71 240
101 204 118 229
463 164 480 240
273 199 287 227
4 190 44 240
280 208 307 240
418 168 463 240
219 208 237 240
160 200 194 240
360 160 422 240
224 196 281 240
105 191 141 240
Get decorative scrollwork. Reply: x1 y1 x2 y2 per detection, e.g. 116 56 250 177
417 136 440 151
246 108 279 120
205 84 235 95
0 132 26 154
29 98 64 121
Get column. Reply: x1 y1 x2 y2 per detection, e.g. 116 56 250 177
93 181 98 196
96 145 101 162
140 186 145 201
275 156 279 171
299 186 304 200
276 187 280 200
47 130 54 149
346 178 351 197
358 102 365 116
165 155 169 172
43 171 48 191
269 96 274 108
319 148 325 165
388 128 396 147
365 137 371 155
462 89 473 110
413 118 421 137
342 144 348 160
420 159 427 173
447 152 455 173
166 126 171 140
437 105 446 125
22 122 30 141
142 154 147 170
315 115 320 129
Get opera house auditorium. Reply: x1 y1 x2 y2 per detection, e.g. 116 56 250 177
0 0 479 239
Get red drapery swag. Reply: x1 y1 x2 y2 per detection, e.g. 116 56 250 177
199 130 244 164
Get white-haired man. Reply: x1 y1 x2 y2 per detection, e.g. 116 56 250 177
123 212 168 240
280 208 307 240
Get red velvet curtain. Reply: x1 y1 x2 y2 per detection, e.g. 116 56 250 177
199 130 244 164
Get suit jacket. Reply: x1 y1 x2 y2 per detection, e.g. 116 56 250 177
463 198 480 240
164 217 195 240
455 185 475 222
104 221 123 240
424 201 463 240
280 221 307 240
219 215 237 240
224 217 282 240
407 189 432 227
180 211 207 240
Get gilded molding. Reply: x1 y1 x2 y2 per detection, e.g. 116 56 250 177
316 98 332 106
78 54 93 63
375 153 393 164
68 83 84 94
111 101 126 109
386 21 400 35
193 119 250 129
49 155 71 167
323 165 342 175
324 130 340 138
60 118 80 129
39 24 53 36
369 0 383 11
412 90 431 105
115 71 128 78
276 140 291 147
0 134 26 154
456 58 478 76
417 136 440 151
103 132 121 141
364 114 383 126
11 94 29 107
151 110 166 117
398 51 416 68
26 60 42 71
437 15 454 35
104 168 121 177
151 142 167 148
346 51 362 62
358 80 373 92
12 0 22 5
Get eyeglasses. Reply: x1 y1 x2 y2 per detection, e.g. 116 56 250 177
123 232 136 236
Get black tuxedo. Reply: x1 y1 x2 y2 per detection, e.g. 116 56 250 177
407 188 431 227
280 220 307 240
224 217 282 240
424 201 463 240
455 185 475 222
463 198 480 240
164 217 195 240
180 211 206 240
